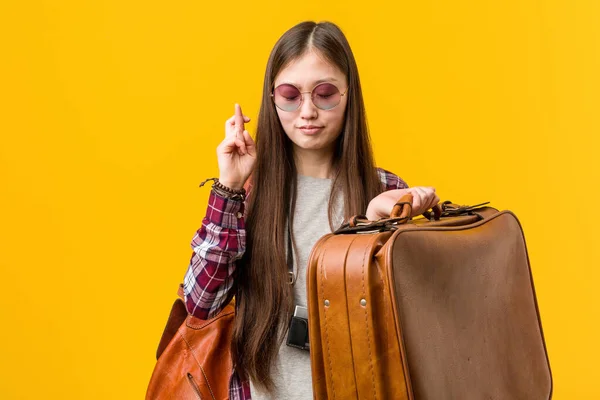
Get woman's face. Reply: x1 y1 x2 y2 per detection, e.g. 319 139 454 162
273 48 348 156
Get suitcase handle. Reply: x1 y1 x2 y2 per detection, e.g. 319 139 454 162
389 194 491 221
389 193 443 220
335 195 490 234
341 193 438 232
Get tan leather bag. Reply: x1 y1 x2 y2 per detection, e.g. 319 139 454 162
145 284 234 400
307 194 553 399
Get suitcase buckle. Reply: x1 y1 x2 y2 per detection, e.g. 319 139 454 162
333 215 411 234
440 201 491 216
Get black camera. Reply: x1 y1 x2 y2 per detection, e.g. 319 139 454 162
286 305 310 351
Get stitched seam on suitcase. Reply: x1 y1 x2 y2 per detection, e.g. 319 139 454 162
321 247 336 399
179 329 216 400
361 239 377 399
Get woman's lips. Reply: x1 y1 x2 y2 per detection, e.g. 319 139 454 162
298 126 324 135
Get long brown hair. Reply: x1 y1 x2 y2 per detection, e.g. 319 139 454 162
231 20 385 392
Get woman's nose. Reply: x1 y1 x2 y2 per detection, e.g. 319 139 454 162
299 93 318 119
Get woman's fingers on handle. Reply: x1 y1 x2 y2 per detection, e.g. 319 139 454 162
406 186 437 216
418 187 435 211
380 186 438 218
410 187 425 215
425 187 438 211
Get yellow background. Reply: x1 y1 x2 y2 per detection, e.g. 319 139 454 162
1 0 598 398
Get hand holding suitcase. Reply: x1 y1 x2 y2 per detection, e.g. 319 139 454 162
307 194 552 399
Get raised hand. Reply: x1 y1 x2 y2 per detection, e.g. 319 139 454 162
216 103 257 190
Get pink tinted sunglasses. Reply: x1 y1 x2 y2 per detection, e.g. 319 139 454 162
271 82 349 111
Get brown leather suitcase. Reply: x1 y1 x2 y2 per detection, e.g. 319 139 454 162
307 194 552 399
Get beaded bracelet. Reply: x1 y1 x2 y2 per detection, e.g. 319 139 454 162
199 177 246 201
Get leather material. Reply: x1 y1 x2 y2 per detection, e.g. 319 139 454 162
155 297 188 360
307 202 553 399
146 290 235 400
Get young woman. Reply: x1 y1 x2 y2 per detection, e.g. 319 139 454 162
184 20 439 400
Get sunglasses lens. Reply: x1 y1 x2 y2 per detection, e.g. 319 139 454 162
312 83 341 110
273 84 301 111
272 83 343 111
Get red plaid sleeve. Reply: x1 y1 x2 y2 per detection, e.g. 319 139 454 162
376 167 409 190
183 188 247 319
229 371 251 400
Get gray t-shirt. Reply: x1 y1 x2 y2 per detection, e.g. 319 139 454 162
250 174 345 399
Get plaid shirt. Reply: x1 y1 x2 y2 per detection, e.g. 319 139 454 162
183 167 408 399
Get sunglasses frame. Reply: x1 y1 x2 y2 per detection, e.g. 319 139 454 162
270 82 349 111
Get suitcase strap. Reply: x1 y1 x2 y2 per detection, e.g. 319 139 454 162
335 195 490 235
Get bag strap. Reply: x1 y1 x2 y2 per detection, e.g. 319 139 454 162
155 283 188 360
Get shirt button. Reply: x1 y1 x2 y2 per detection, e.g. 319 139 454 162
236 212 243 219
